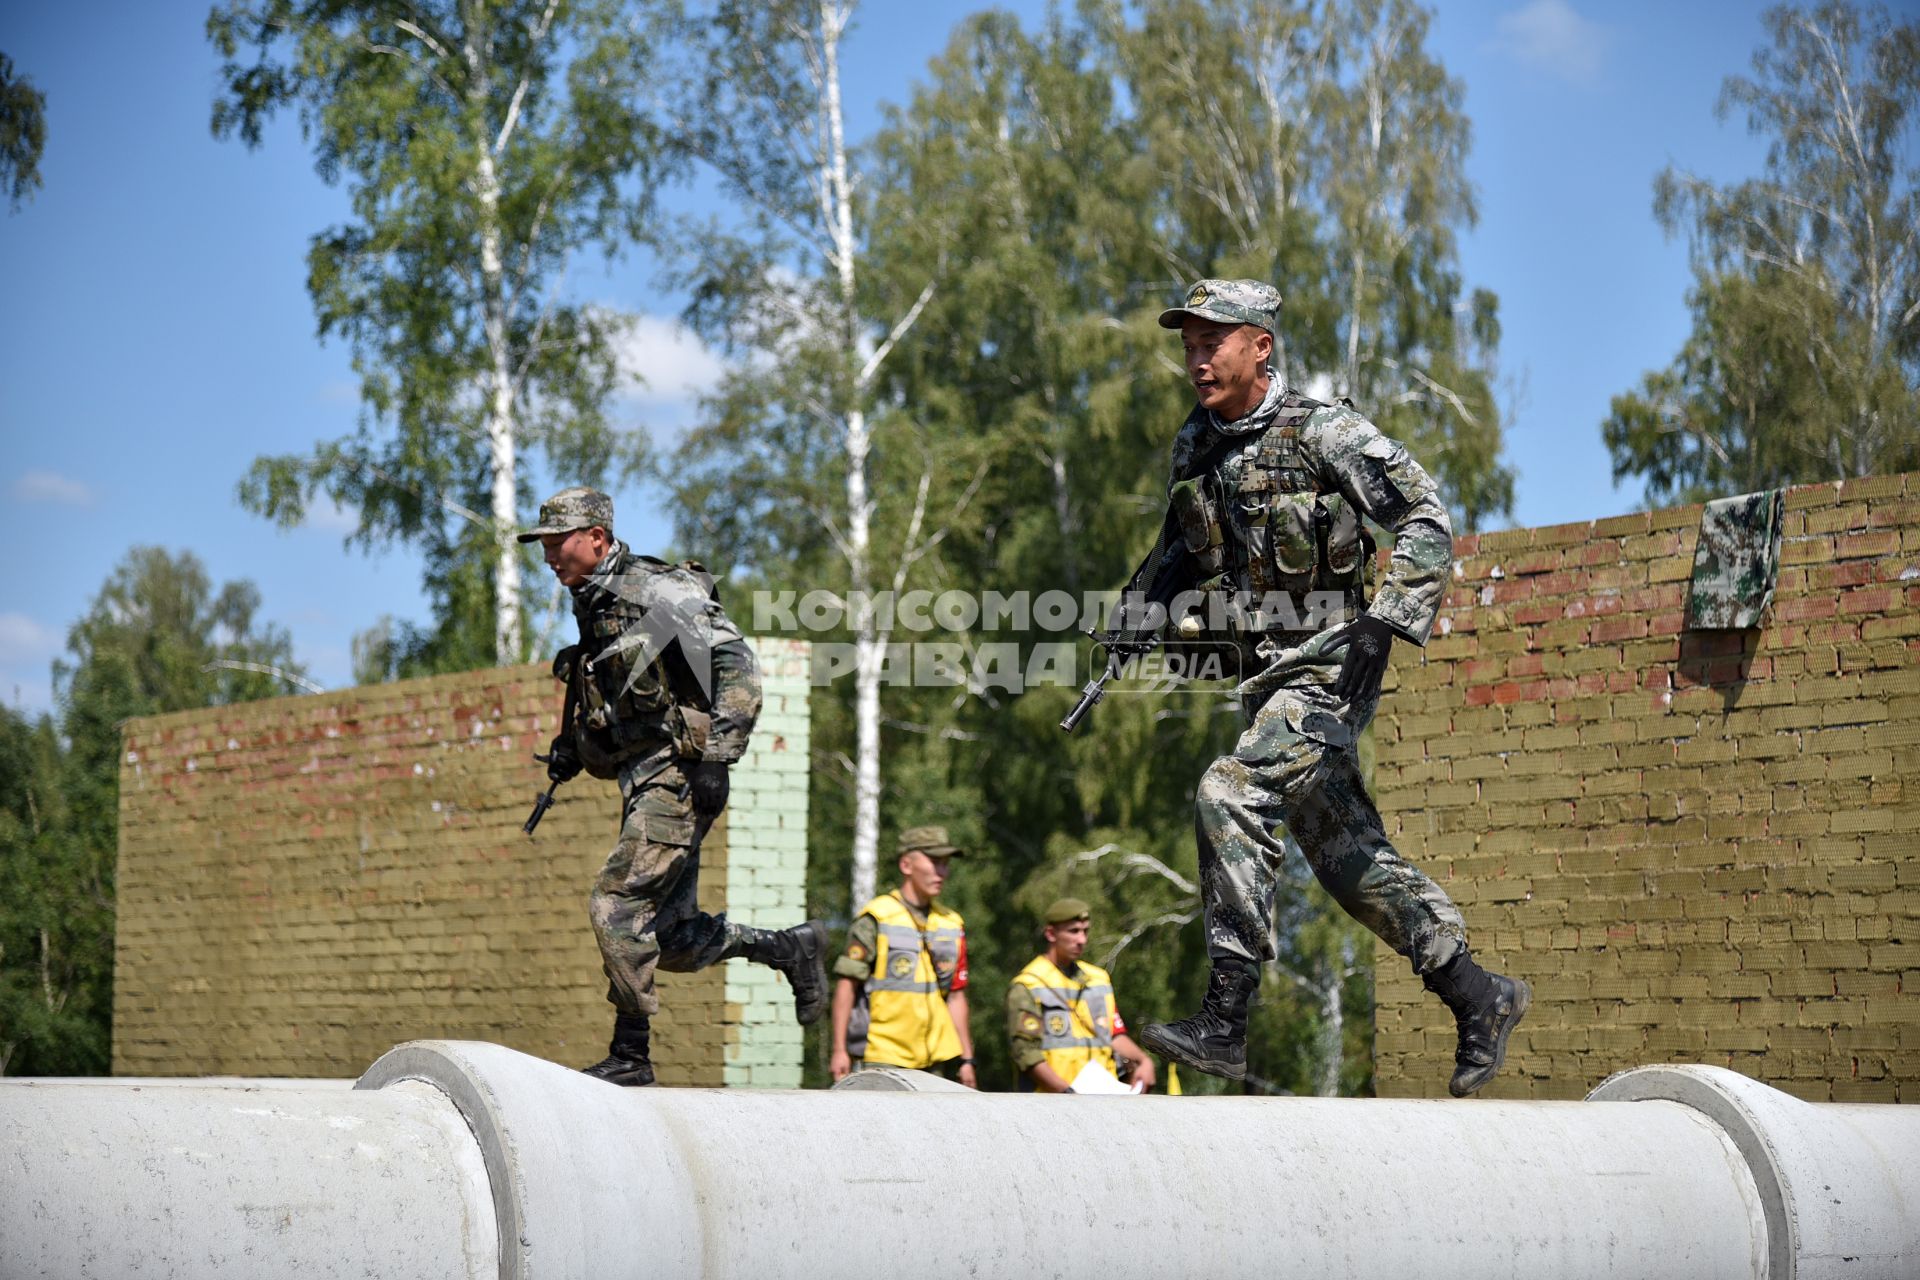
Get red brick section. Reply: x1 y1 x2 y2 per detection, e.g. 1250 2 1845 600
1373 472 1920 1102
114 665 728 1084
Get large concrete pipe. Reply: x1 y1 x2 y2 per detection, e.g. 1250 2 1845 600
3 1040 1917 1280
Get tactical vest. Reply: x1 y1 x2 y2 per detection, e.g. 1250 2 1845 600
1012 954 1118 1086
847 892 965 1069
1168 394 1377 634
563 552 720 780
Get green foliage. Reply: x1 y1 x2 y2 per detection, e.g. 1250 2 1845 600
0 51 46 211
0 50 44 213
207 0 684 670
1605 0 1920 505
0 707 110 1075
2 549 304 1075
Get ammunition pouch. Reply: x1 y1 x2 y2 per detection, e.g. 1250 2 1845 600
569 602 678 780
1169 477 1227 578
1216 416 1377 635
668 705 712 760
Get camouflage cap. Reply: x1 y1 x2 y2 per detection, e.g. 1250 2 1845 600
1157 278 1282 336
516 487 614 543
1043 897 1091 925
897 824 964 858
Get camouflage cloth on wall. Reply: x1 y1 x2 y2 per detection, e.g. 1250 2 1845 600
591 768 753 1016
1686 489 1784 630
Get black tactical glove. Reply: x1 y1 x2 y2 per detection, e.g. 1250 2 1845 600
539 735 582 785
1326 614 1397 704
687 760 731 817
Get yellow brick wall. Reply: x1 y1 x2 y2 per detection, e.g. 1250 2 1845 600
114 665 729 1083
1373 473 1919 1101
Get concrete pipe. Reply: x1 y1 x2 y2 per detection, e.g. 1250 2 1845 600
2 1076 495 1279
4 1040 1917 1280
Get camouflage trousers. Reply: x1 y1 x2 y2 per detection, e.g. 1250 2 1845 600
590 768 751 1016
1196 672 1466 976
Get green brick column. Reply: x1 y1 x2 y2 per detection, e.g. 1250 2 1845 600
723 638 812 1087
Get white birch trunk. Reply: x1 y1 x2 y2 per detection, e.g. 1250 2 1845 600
466 10 523 667
819 0 882 910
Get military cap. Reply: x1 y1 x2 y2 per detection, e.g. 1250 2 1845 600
897 824 965 858
1043 897 1091 925
1156 278 1282 337
516 487 614 543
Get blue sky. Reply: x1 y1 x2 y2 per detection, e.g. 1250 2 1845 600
0 0 1776 714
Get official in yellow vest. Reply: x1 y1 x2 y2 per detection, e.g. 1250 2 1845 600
828 826 977 1088
1007 899 1156 1093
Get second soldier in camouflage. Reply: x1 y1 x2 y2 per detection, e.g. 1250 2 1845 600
523 487 830 1087
1132 281 1530 1097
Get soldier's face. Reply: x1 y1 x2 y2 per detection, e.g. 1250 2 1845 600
541 527 610 587
899 850 951 900
1046 918 1089 963
1182 318 1272 420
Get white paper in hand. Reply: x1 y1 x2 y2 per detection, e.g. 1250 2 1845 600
1069 1059 1140 1095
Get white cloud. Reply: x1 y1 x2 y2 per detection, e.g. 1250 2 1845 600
12 469 95 506
1492 0 1613 86
0 612 62 665
612 313 726 409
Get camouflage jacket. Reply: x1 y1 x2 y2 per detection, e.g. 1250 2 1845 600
560 540 761 779
1160 383 1453 647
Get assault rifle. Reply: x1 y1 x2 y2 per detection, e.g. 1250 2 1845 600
1059 542 1192 734
524 646 581 837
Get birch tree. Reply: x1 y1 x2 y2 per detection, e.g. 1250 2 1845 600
0 51 46 211
208 0 681 670
670 0 975 911
1604 0 1919 505
1097 0 1513 532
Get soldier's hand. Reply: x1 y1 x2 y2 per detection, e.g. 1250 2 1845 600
538 735 582 785
687 760 731 816
829 1048 852 1082
1325 614 1396 704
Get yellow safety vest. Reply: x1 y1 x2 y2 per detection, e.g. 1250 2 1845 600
849 893 964 1069
1012 954 1118 1085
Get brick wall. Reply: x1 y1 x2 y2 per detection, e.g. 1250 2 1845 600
1372 473 1918 1101
114 639 810 1085
721 638 811 1087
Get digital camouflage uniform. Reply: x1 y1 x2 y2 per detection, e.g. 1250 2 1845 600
1148 280 1467 978
575 547 761 1016
530 492 764 1018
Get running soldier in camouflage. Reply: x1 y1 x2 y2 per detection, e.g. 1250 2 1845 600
1132 281 1529 1097
523 487 828 1087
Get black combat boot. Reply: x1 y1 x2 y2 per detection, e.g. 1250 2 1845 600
1422 950 1530 1097
582 1011 655 1087
742 921 831 1026
1140 959 1260 1080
